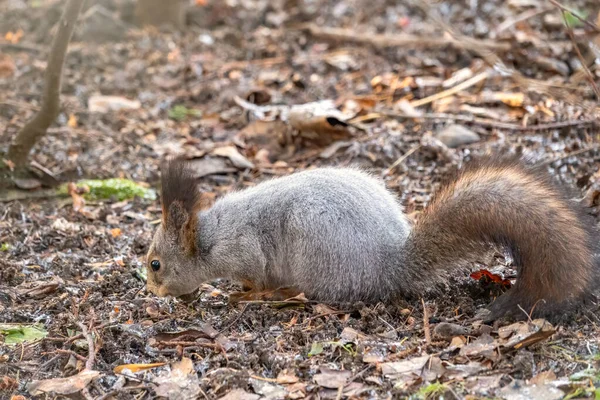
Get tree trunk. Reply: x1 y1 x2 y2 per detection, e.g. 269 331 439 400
134 0 187 30
6 0 85 168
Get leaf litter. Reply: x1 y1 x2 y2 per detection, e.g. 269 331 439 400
0 0 599 398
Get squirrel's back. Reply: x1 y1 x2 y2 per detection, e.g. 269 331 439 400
205 167 414 300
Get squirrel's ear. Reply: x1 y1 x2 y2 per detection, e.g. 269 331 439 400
165 201 198 255
166 201 189 233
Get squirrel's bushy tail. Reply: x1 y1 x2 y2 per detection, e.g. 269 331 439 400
401 155 599 320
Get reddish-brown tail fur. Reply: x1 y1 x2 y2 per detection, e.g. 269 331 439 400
402 155 599 320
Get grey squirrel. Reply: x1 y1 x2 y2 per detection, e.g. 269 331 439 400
145 156 599 320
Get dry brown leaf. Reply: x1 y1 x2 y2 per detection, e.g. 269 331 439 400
313 368 351 389
276 370 299 384
67 182 86 212
0 54 16 78
212 146 255 169
0 376 17 391
16 277 63 299
27 370 101 396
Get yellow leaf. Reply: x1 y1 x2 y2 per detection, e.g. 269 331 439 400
494 92 524 108
4 29 23 44
67 114 77 128
110 228 122 238
113 362 166 374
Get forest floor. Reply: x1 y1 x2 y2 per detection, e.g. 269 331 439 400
1 0 600 399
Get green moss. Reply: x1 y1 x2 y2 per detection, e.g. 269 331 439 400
0 243 10 252
168 105 202 121
411 382 448 400
59 178 156 201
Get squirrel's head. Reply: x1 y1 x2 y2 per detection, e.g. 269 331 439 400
146 160 204 298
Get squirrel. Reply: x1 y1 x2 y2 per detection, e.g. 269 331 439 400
145 155 599 321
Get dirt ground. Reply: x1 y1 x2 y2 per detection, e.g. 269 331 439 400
1 0 600 399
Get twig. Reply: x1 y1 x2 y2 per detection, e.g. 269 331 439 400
493 8 553 35
77 321 95 370
296 23 511 52
559 10 600 100
421 298 431 346
44 349 87 362
219 303 249 333
410 70 490 108
384 145 422 176
156 340 221 350
544 144 600 165
547 0 600 33
382 111 598 132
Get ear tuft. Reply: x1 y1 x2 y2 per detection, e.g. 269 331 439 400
160 159 201 255
167 201 189 232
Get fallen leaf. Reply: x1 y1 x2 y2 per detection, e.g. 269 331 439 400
67 114 78 128
110 228 122 238
67 182 86 212
0 54 16 78
4 29 23 44
308 342 324 357
381 355 430 379
16 277 63 298
0 376 17 391
459 334 497 359
249 377 287 398
433 322 469 339
502 319 555 349
470 269 512 287
187 157 236 178
0 323 48 345
88 95 141 113
499 379 563 400
27 370 101 396
479 91 525 108
313 369 351 389
276 370 299 384
153 357 201 400
113 362 166 374
530 370 557 385
218 389 260 400
212 146 255 169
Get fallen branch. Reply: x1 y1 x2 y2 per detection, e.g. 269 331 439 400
6 0 85 168
297 23 511 52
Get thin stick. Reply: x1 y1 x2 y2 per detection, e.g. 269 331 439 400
410 71 490 108
544 144 600 165
422 298 432 346
382 111 598 132
77 321 95 370
384 145 421 176
297 23 511 52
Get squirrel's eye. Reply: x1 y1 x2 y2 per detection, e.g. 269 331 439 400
150 260 161 272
